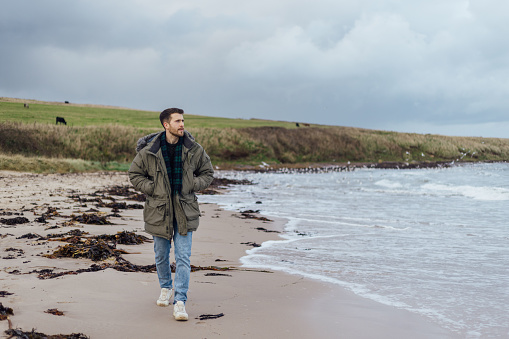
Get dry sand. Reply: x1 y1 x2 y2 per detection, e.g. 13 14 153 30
0 171 459 338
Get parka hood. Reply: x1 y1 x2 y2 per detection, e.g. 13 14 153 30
135 130 196 153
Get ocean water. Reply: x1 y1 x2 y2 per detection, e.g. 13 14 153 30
200 163 509 338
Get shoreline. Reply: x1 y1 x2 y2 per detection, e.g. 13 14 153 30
0 171 460 338
219 159 507 173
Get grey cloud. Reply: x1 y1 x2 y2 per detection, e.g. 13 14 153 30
1 1 508 137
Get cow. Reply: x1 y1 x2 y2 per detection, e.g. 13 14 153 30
65 101 69 104
296 123 300 127
303 123 310 127
56 117 67 125
24 103 29 109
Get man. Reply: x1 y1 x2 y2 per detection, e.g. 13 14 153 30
129 108 214 321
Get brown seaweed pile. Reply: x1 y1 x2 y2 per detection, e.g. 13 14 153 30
45 229 89 241
45 308 64 316
5 328 89 339
36 231 155 278
96 230 150 245
46 238 125 261
35 207 61 223
0 302 13 320
16 233 42 240
46 230 148 246
0 217 30 225
71 213 112 225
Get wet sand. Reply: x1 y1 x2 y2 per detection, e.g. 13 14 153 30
0 171 459 338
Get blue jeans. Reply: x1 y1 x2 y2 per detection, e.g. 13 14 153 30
153 222 193 304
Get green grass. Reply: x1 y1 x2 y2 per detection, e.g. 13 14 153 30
1 98 508 173
0 101 305 129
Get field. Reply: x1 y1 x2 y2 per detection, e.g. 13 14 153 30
0 99 303 129
1 98 508 173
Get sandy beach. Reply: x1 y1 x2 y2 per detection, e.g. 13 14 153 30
0 171 459 338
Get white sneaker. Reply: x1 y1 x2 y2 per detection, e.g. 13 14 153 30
173 301 188 321
156 288 173 307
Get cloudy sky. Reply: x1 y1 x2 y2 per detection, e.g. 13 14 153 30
1 1 509 138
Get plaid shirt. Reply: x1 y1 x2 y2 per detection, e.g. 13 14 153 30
160 133 183 196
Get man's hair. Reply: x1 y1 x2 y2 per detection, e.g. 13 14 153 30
160 108 184 126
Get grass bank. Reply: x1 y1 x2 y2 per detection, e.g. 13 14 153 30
1 98 508 173
1 121 508 173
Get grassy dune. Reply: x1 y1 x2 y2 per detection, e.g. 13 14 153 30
1 98 508 173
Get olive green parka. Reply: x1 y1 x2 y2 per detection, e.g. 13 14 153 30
128 131 214 239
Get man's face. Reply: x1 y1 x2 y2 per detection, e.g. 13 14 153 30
164 113 184 137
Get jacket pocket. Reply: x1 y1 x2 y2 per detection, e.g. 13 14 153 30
179 194 200 221
144 198 167 226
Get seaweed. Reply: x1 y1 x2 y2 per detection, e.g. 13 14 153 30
5 328 89 339
46 239 124 261
34 264 106 279
96 201 143 210
71 213 112 225
0 302 14 320
35 207 62 223
41 207 60 219
96 231 151 245
5 248 24 254
255 227 280 233
46 230 149 246
34 216 48 224
0 291 13 297
35 260 157 279
16 233 42 240
45 229 89 241
94 185 146 202
241 214 272 222
109 257 156 273
34 262 232 280
1 217 30 225
196 313 224 320
45 308 64 316
3 248 24 259
241 242 261 247
241 209 260 214
190 265 231 272
236 211 273 222
204 273 232 277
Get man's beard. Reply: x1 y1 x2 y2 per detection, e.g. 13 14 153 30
169 129 183 137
